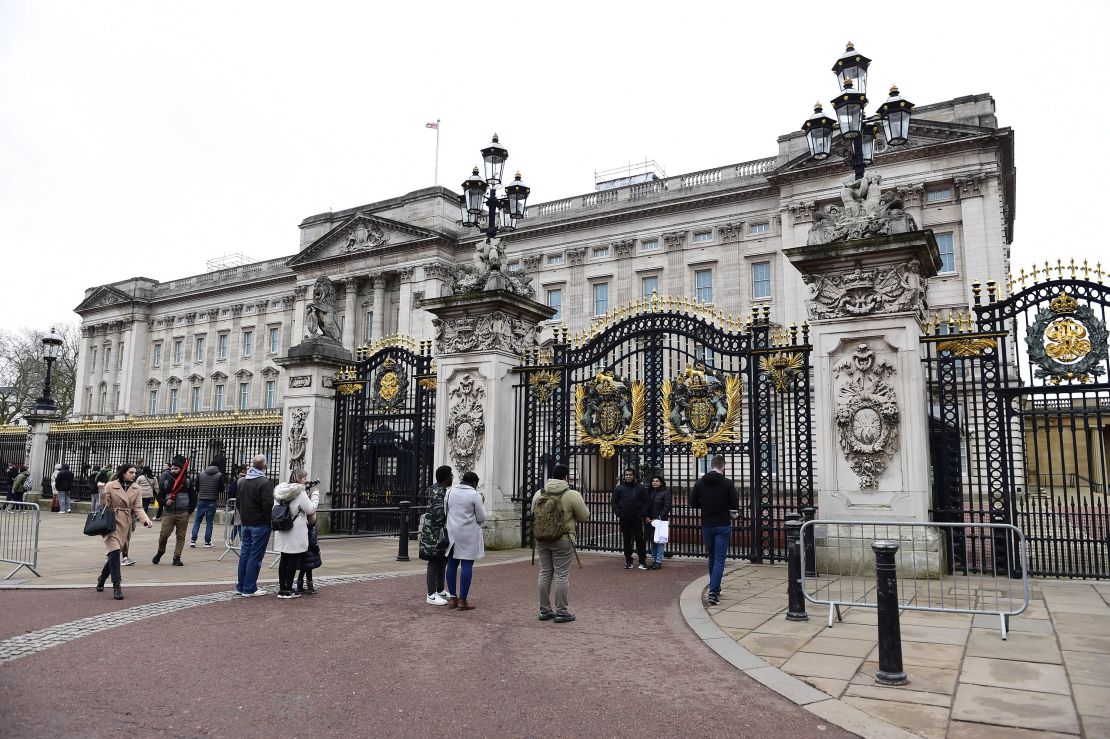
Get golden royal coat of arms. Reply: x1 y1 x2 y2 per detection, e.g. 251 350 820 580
574 370 645 459
369 357 409 410
662 364 741 458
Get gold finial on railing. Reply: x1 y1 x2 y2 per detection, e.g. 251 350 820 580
986 279 998 303
1006 273 1014 295
1044 260 1052 282
1097 262 1105 284
1069 258 1077 279
1056 258 1064 280
946 311 956 333
801 321 810 344
1020 268 1029 289
1082 259 1091 280
761 305 771 322
790 322 798 345
971 279 982 306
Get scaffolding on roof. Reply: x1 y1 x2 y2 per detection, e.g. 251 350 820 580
594 159 666 192
205 253 255 272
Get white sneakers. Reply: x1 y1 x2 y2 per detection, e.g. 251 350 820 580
437 590 450 599
426 593 448 606
121 557 135 566
239 589 268 597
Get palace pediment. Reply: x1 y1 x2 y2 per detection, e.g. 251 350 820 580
286 213 448 267
75 285 137 313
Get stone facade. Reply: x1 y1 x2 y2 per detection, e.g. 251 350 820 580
72 93 1015 421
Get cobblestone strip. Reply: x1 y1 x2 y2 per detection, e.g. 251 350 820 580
0 571 413 665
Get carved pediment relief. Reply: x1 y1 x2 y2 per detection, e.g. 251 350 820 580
75 285 136 313
146 378 161 388
259 366 280 379
166 375 182 387
187 373 205 384
234 368 254 379
287 213 445 267
211 371 228 381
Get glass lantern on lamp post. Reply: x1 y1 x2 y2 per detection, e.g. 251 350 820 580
34 328 63 413
458 134 531 242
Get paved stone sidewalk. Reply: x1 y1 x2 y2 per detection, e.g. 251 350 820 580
691 562 1110 738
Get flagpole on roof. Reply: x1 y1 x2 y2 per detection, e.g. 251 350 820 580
434 118 441 186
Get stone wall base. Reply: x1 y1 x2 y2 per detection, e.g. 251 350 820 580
482 510 523 551
814 523 944 579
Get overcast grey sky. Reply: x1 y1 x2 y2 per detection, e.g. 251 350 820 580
1 1 1107 332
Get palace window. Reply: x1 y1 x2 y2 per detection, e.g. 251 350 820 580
173 340 183 364
152 343 162 368
926 188 953 203
269 327 280 353
752 261 772 300
217 333 229 360
750 222 770 235
547 288 563 321
169 388 179 414
243 330 253 357
641 275 659 299
546 254 565 266
640 239 660 253
264 380 276 409
117 344 125 370
90 347 97 373
695 269 713 304
98 387 107 413
214 384 225 411
104 346 111 372
239 382 250 409
148 390 158 416
592 246 610 259
692 231 713 243
194 336 206 362
365 312 374 342
593 282 609 316
936 232 957 274
191 386 202 413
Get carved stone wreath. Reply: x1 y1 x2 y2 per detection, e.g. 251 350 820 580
834 343 899 489
287 407 309 475
662 365 741 458
368 357 409 410
574 371 645 459
1026 292 1108 384
447 374 485 473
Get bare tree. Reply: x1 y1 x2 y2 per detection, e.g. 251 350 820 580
0 324 79 423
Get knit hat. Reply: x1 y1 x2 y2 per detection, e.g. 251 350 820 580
172 454 187 467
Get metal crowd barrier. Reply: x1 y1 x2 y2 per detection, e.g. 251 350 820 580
217 498 280 569
799 520 1029 639
0 501 41 579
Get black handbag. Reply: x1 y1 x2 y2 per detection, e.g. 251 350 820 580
83 503 115 537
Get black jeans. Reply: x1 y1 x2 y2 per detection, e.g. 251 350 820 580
99 549 122 587
278 552 303 593
426 559 446 596
620 517 646 565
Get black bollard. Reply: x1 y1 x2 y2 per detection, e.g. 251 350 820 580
872 540 908 686
802 507 817 578
785 518 808 621
396 500 412 562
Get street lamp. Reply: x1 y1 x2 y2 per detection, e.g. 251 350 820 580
801 42 914 179
35 327 63 413
459 134 531 241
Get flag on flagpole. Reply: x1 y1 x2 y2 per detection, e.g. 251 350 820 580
426 121 439 129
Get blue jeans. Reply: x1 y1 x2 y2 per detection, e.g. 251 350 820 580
58 490 71 511
651 541 665 564
191 500 218 544
702 524 731 595
236 525 271 594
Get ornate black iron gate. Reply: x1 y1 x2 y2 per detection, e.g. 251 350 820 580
515 299 814 562
331 339 436 534
924 269 1110 578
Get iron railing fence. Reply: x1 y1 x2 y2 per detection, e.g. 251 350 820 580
800 520 1029 638
0 501 40 579
42 412 282 507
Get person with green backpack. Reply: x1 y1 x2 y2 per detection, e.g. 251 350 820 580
530 464 590 624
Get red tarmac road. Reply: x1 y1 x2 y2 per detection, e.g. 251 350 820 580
0 557 848 738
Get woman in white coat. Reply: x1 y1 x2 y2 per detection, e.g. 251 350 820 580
445 470 486 610
272 481 319 599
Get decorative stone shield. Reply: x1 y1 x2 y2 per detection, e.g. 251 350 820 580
834 344 899 489
1026 291 1108 384
574 371 645 459
662 364 741 458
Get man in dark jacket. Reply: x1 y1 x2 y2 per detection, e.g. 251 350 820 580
234 454 275 597
611 468 649 570
55 463 75 513
190 463 225 548
154 454 195 566
689 455 739 605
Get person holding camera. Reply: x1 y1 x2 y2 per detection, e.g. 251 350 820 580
290 469 321 595
272 476 320 600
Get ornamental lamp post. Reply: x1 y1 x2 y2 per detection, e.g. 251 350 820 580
35 327 63 413
458 134 531 242
802 42 914 180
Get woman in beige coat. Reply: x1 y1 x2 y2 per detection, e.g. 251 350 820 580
97 463 153 600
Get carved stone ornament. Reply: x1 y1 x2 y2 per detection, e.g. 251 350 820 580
432 311 539 356
613 240 635 258
566 247 587 266
422 263 454 282
717 222 744 242
663 231 686 248
788 202 816 225
450 236 536 299
802 261 927 321
1025 291 1109 384
287 407 309 475
303 276 343 342
447 373 485 473
574 371 645 459
833 343 899 489
369 357 409 410
522 254 542 271
231 304 244 318
806 175 918 245
288 375 312 389
344 220 389 251
662 364 741 458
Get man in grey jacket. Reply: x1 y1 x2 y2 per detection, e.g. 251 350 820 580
190 463 225 548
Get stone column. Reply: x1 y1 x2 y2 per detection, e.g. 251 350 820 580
121 318 146 415
397 267 415 336
24 409 63 496
785 231 942 573
341 277 359 351
370 274 386 341
71 326 92 417
422 290 554 549
565 248 587 330
291 285 308 341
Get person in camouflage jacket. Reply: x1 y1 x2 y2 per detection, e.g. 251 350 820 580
419 465 453 605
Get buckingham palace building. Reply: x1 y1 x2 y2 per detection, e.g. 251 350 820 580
70 92 1014 421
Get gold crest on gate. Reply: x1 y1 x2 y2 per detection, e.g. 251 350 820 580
370 357 409 410
574 370 645 459
662 364 741 458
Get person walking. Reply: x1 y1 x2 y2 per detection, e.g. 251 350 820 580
418 465 452 606
96 463 153 600
190 462 224 548
272 480 320 600
11 467 30 502
234 455 274 597
689 455 739 606
134 461 156 518
55 463 74 514
444 471 486 611
612 468 649 570
531 464 590 623
153 455 195 566
645 474 672 569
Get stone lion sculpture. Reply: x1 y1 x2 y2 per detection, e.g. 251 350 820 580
304 276 342 342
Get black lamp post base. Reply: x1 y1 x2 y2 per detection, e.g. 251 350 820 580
875 670 909 686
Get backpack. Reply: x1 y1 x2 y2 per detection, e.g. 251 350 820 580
22 476 33 493
271 501 296 531
532 493 567 542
